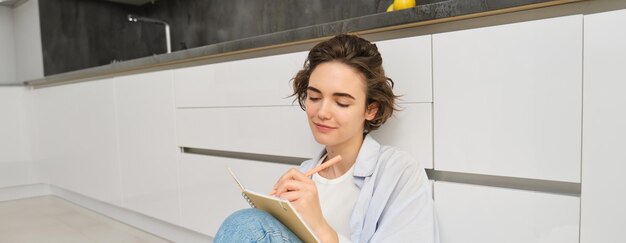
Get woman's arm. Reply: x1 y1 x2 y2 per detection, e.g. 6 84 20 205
368 161 438 242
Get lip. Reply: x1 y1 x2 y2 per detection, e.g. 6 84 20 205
313 122 336 133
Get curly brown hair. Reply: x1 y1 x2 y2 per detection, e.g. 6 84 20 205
291 34 399 132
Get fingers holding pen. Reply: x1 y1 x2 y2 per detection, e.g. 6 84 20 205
270 168 314 196
273 178 320 212
270 155 343 195
270 168 296 195
274 180 307 200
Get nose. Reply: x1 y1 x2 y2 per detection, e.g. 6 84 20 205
317 100 331 120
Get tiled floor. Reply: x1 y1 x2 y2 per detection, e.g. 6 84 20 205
0 196 171 243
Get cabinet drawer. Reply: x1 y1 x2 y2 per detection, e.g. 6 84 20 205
370 103 433 168
433 15 582 182
176 106 321 159
434 181 579 243
178 153 293 236
174 52 307 108
375 35 432 103
177 103 432 166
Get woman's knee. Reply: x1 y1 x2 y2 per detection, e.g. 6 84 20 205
215 208 272 240
215 208 302 243
223 208 272 226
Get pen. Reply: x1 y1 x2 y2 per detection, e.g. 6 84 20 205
304 155 342 177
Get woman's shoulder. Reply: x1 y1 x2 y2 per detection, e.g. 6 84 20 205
355 135 427 178
377 145 424 172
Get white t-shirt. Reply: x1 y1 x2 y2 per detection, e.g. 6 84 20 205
312 155 360 242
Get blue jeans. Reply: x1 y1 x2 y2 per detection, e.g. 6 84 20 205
214 208 303 243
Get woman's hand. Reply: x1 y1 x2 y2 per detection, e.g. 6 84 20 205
271 168 338 243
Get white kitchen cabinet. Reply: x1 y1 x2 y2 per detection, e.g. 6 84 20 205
434 181 579 243
31 79 123 206
370 103 433 168
178 153 293 236
375 35 432 103
580 8 626 243
432 15 582 182
173 51 307 108
114 71 181 224
176 106 321 159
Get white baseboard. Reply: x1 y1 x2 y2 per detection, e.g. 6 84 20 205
0 183 213 243
0 183 51 201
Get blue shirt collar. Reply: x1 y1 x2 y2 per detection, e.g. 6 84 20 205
352 134 380 178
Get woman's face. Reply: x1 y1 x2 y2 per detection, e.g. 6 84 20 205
305 61 377 148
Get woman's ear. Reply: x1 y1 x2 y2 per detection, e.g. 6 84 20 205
365 102 379 121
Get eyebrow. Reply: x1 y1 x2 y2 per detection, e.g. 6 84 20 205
307 86 356 100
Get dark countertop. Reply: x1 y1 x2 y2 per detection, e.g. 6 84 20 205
26 0 578 87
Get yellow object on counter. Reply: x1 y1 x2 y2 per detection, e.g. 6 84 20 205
387 3 394 12
387 0 416 12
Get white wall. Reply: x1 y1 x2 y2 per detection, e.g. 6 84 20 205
0 6 17 84
0 87 37 187
0 0 43 85
13 0 43 82
0 3 40 188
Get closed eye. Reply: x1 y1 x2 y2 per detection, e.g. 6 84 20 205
337 102 349 107
308 96 321 101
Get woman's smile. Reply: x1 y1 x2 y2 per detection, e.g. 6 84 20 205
313 122 337 133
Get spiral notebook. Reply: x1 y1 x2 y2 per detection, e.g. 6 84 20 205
228 168 320 243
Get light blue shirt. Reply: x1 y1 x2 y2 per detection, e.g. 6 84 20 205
299 135 439 243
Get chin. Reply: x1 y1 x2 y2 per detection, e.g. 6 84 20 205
311 132 336 146
312 133 330 146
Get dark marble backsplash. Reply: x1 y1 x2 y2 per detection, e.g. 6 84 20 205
39 0 450 76
147 0 445 50
40 0 156 76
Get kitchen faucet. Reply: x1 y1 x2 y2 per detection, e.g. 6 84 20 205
127 14 171 53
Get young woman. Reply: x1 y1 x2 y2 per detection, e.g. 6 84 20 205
215 34 438 243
